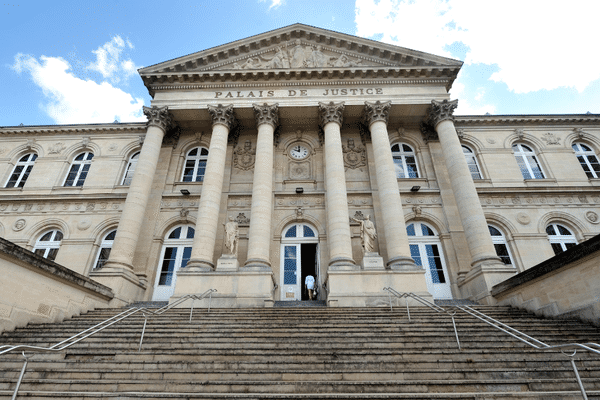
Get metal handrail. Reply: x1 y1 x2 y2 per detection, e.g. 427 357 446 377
383 288 599 399
1 289 216 400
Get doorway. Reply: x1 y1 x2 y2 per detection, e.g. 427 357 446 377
152 225 195 301
280 223 319 301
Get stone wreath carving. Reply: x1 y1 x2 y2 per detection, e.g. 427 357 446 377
233 140 256 171
342 138 366 169
585 211 599 224
541 132 560 145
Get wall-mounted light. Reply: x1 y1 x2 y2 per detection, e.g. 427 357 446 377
410 186 421 192
180 189 191 195
296 187 304 194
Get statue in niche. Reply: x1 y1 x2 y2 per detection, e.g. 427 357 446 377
223 216 239 256
233 140 256 170
351 214 377 253
342 138 366 169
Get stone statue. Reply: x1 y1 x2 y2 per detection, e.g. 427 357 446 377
264 46 290 69
351 214 377 253
308 45 328 68
223 216 239 255
290 39 307 68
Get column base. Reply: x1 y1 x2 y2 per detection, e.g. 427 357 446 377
216 255 239 271
90 264 146 306
387 256 420 271
185 258 215 272
459 260 518 305
326 268 431 307
172 268 275 308
361 252 385 270
243 258 272 272
328 256 358 271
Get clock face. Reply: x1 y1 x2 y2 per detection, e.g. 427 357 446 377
290 145 309 160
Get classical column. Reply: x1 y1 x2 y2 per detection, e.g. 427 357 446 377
244 103 279 270
104 106 173 272
186 104 235 270
364 101 416 269
427 99 503 268
319 102 356 269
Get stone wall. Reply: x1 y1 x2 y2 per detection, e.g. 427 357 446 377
0 237 114 333
491 234 600 326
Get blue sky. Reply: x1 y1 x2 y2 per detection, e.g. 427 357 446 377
2 0 599 127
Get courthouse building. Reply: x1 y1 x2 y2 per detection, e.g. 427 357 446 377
2 24 600 309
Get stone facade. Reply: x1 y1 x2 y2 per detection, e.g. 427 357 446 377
1 24 599 307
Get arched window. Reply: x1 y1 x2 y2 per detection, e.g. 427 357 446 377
121 152 140 185
33 230 63 261
546 223 578 255
152 225 196 301
5 153 37 188
182 147 209 182
512 144 544 180
572 142 600 179
93 230 116 270
391 143 419 178
488 225 513 266
406 222 451 299
64 151 94 187
462 145 482 180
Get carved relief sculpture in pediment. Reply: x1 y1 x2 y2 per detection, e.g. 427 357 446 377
228 40 367 71
342 138 366 169
233 140 256 171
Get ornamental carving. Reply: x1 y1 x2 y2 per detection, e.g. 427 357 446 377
426 99 458 127
48 142 66 154
364 101 391 127
541 132 561 145
574 128 586 139
349 211 366 223
163 126 181 148
235 213 250 225
253 103 279 128
342 138 366 169
77 219 92 231
289 161 310 180
516 212 531 225
143 106 173 132
208 104 235 130
586 211 599 224
318 102 345 127
229 40 365 70
233 140 256 171
13 219 26 231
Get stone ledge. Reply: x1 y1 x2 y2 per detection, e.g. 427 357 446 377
491 233 600 297
0 237 114 301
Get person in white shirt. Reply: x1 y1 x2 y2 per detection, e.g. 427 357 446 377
305 275 315 300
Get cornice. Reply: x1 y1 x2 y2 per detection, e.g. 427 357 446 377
455 114 600 126
0 123 147 136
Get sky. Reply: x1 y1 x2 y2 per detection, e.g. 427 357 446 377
1 0 599 127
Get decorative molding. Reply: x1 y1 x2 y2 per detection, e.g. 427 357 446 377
143 106 173 133
349 211 366 223
541 132 560 145
420 121 438 143
318 101 344 127
13 219 26 231
364 101 391 127
253 103 279 128
516 212 531 225
163 126 181 148
412 205 422 217
455 115 600 126
233 140 256 171
207 104 235 130
235 212 250 225
574 128 586 140
426 99 458 127
342 138 366 169
585 211 599 224
48 142 66 155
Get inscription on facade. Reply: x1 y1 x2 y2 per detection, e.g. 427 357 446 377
215 88 383 99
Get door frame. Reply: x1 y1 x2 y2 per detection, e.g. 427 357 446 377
279 222 319 301
152 225 195 301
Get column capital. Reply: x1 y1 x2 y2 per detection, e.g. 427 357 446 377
253 103 279 129
427 99 458 128
143 106 173 133
318 101 345 128
363 101 391 127
208 104 235 129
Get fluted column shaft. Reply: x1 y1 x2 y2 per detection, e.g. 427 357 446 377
104 106 172 271
187 105 234 270
365 101 415 269
428 99 502 267
319 102 355 268
245 103 278 270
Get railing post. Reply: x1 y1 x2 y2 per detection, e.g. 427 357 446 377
388 291 393 312
568 355 588 400
450 313 461 351
406 298 411 323
11 352 29 400
189 298 195 323
208 291 213 313
138 314 148 352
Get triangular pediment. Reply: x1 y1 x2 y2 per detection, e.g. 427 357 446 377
139 24 462 91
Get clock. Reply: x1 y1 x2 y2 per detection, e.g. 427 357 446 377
290 145 309 160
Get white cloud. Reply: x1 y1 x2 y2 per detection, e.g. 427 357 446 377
259 0 283 10
355 0 600 94
12 53 146 124
87 36 141 83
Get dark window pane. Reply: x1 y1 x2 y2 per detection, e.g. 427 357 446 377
46 248 59 261
557 225 571 235
169 228 181 239
186 227 195 239
406 224 415 236
551 243 563 255
494 244 512 265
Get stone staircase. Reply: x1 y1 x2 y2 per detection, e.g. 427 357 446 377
1 304 600 399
